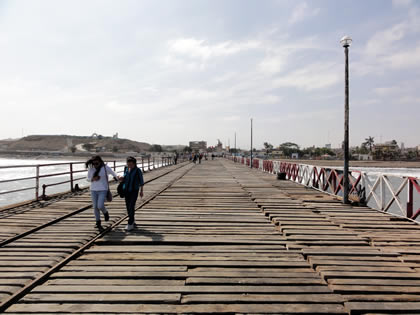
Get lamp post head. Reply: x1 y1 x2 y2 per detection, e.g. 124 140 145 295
340 35 352 48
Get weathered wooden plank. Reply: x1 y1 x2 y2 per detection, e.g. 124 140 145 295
22 293 181 303
181 293 344 303
6 303 347 313
332 284 420 294
32 285 332 293
45 279 185 286
64 260 310 268
345 302 420 314
185 277 324 285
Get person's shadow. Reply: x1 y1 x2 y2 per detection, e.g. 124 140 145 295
102 225 164 243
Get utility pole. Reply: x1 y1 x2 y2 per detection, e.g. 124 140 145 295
250 118 253 169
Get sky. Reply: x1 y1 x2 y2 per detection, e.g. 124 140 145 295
0 0 419 149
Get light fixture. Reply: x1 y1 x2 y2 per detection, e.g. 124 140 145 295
340 35 352 48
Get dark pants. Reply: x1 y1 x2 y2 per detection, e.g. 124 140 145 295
125 190 139 225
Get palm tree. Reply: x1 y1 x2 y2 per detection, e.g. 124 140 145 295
363 136 375 152
263 142 273 156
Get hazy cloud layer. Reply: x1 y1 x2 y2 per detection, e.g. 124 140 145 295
0 0 419 149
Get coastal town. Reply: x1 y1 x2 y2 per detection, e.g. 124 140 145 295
1 134 419 163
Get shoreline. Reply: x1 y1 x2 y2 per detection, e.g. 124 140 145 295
0 150 174 162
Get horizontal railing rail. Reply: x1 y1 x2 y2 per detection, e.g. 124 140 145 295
0 156 183 205
229 156 420 222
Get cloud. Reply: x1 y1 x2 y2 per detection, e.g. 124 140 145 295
258 55 286 74
167 38 261 60
223 115 241 121
288 2 320 25
105 101 136 112
356 9 420 75
365 22 409 56
392 0 413 7
162 54 205 71
272 62 340 91
374 86 401 96
382 43 420 69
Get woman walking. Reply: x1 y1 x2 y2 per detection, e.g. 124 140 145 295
120 156 144 231
86 156 118 231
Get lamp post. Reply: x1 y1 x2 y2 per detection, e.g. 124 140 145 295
340 35 352 204
250 118 253 168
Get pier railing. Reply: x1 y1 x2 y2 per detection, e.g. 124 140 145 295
0 156 176 204
229 156 420 222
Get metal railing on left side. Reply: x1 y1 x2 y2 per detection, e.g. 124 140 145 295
0 156 179 205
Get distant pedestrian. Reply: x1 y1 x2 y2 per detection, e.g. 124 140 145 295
120 156 144 231
193 154 197 164
174 152 179 165
199 153 203 164
86 156 118 231
211 153 215 160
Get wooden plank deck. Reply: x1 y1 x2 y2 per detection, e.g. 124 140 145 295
3 159 420 314
0 163 192 308
228 160 420 314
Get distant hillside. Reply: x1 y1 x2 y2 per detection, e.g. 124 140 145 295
0 135 152 153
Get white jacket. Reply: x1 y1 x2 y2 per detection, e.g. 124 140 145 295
87 164 118 191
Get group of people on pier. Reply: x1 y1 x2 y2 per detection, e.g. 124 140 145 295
190 152 208 164
86 156 144 232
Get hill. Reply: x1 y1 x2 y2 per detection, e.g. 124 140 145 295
0 135 152 153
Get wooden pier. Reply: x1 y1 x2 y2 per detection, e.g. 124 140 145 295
1 159 420 314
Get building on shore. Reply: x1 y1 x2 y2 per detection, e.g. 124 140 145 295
354 153 373 161
271 150 285 159
373 141 400 160
189 141 207 153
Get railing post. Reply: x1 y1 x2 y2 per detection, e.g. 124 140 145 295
407 178 414 218
153 157 155 169
35 165 40 200
141 157 145 172
380 176 386 211
42 184 47 200
70 163 74 192
113 161 116 172
148 157 151 171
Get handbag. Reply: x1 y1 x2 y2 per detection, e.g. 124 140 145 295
103 164 113 202
117 182 125 198
117 167 127 198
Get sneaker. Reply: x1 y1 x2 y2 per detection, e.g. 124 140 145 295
125 224 134 231
133 222 138 228
104 211 109 222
